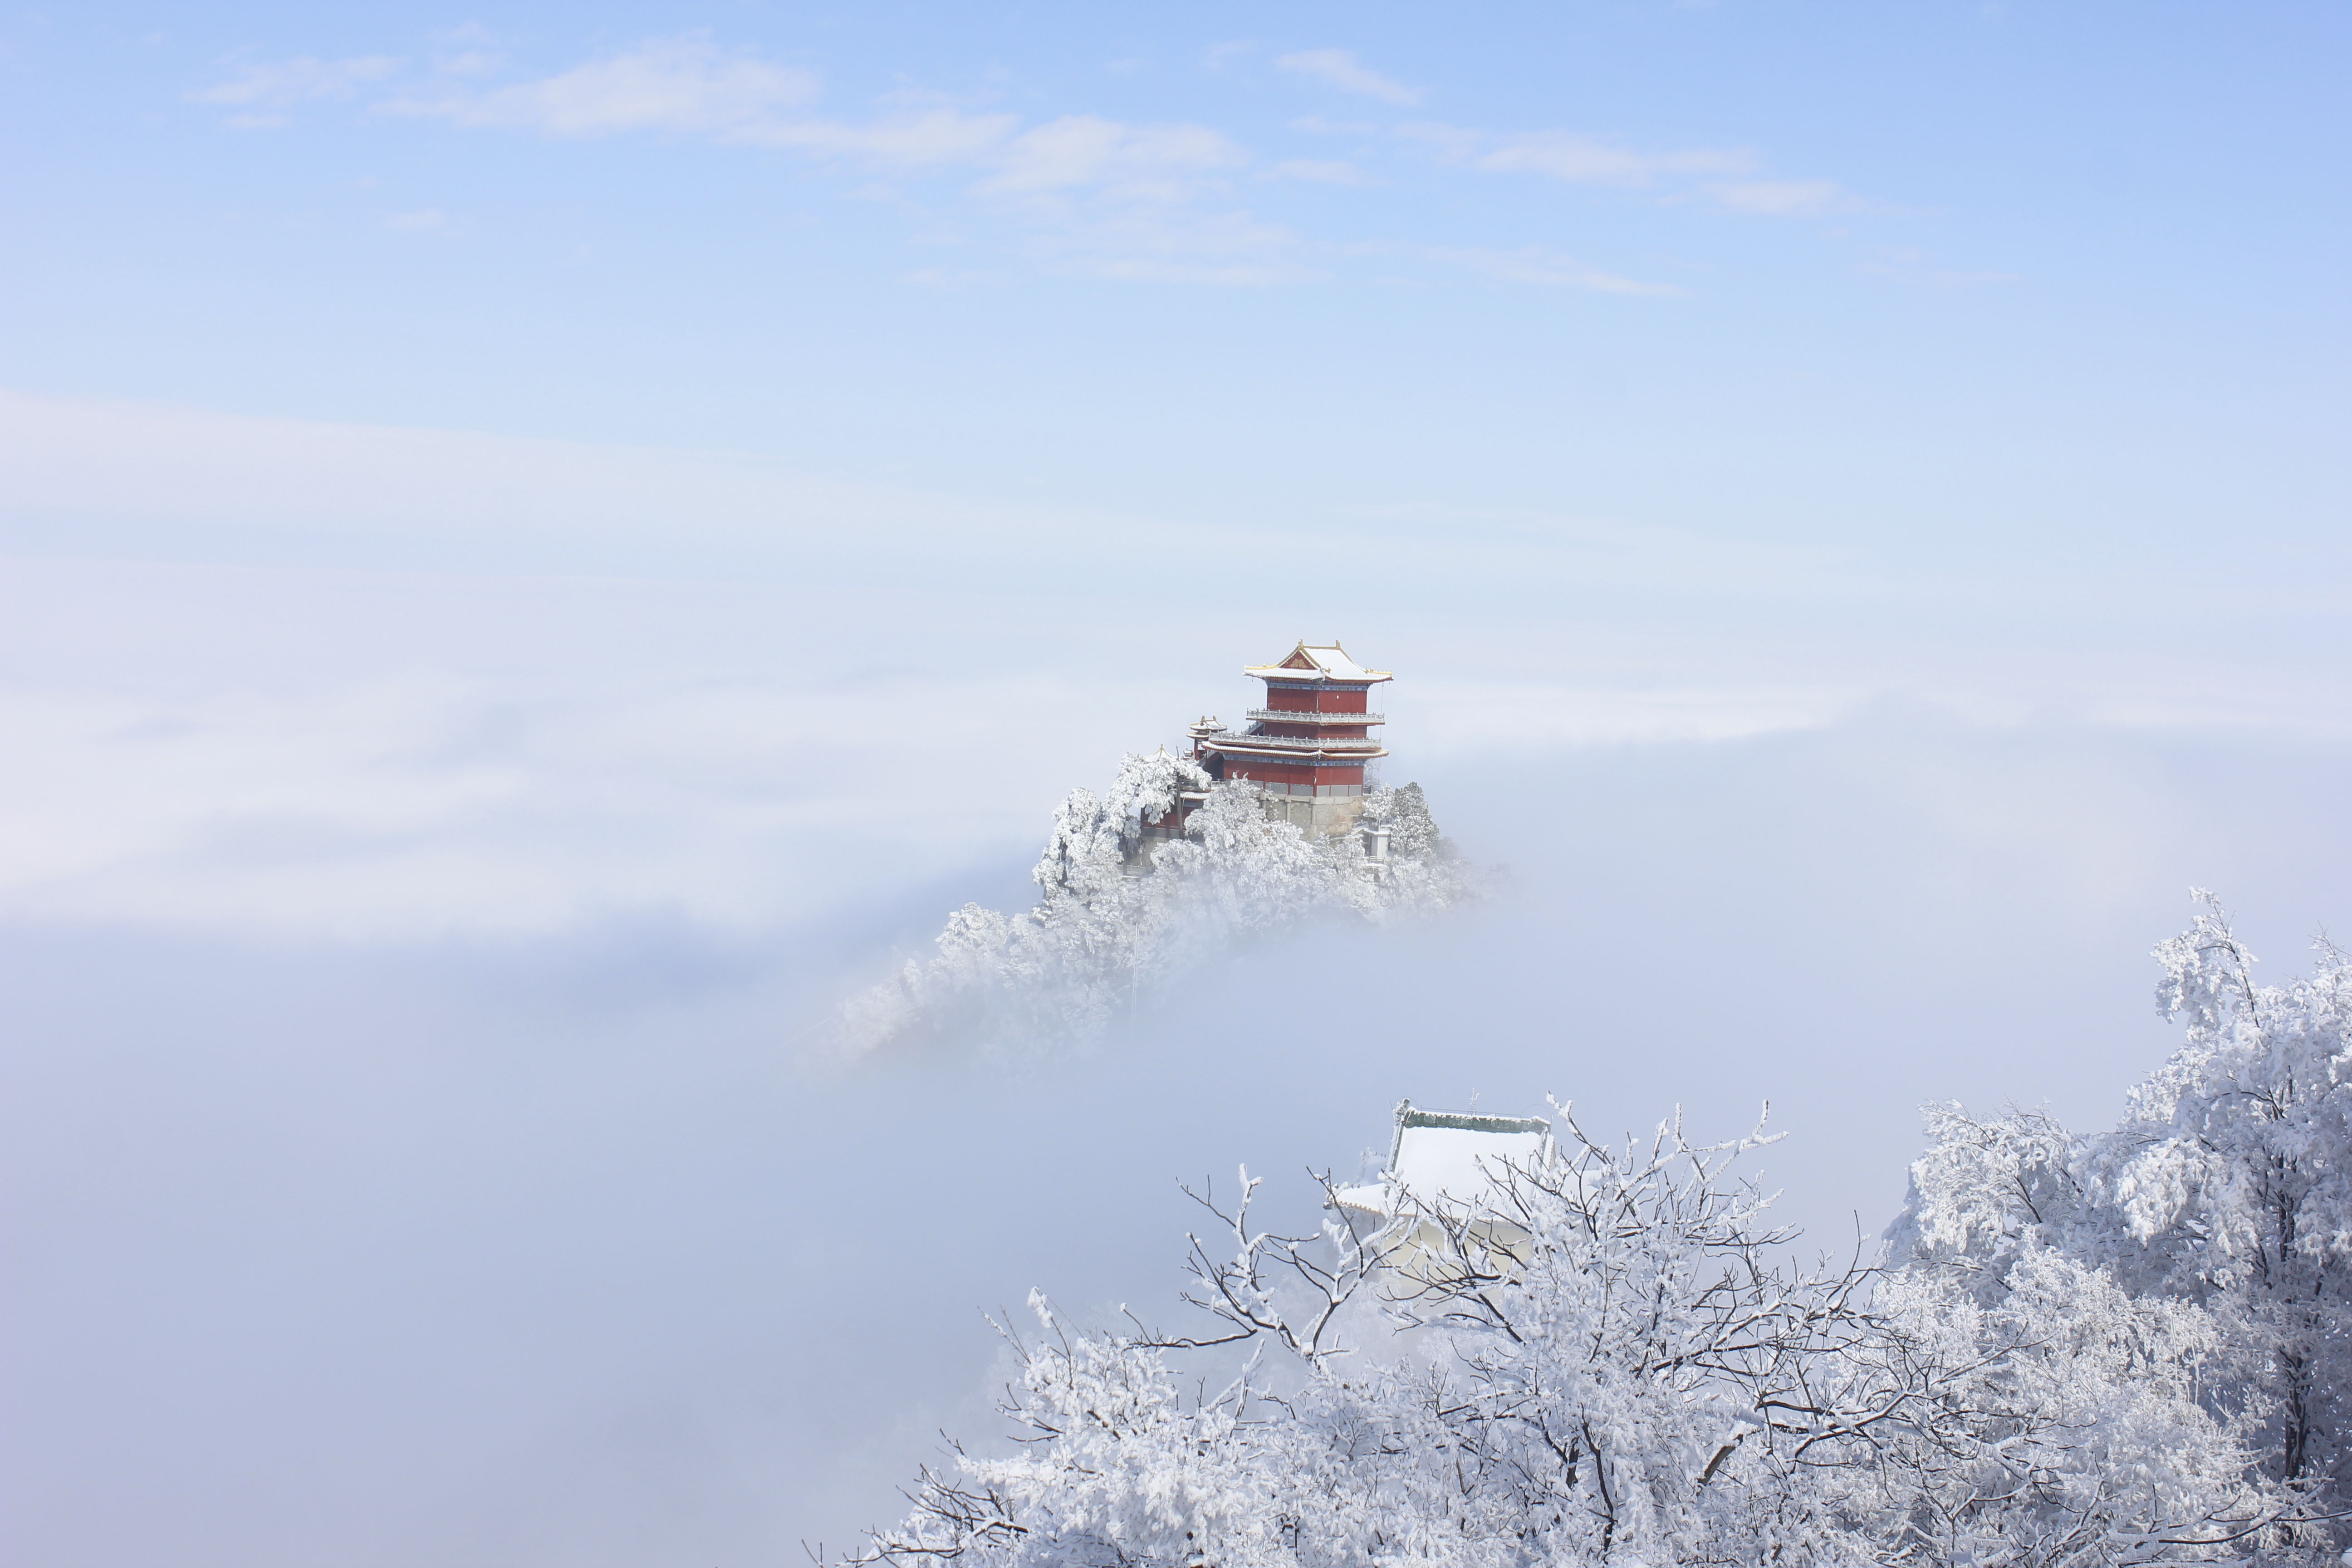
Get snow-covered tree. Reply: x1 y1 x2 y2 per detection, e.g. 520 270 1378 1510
2093 894 2352 1489
1887 894 2352 1508
1360 779 1448 865
1852 1241 2280 1567
1881 1102 2098 1306
852 1102 2301 1568
841 756 1477 1058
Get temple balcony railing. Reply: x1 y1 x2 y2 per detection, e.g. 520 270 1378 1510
1243 708 1386 726
1203 732 1387 754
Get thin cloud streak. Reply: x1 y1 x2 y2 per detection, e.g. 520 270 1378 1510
1432 246 1683 296
1264 157 1371 185
1707 178 1847 216
187 52 402 127
1277 48 1424 106
189 53 403 107
383 35 818 135
731 107 1019 166
1403 122 1753 186
979 116 1249 197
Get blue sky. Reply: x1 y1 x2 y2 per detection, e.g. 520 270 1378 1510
6 5 2352 1563
8 2 2348 549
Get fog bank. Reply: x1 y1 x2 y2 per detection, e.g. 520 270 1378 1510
9 706 2351 1562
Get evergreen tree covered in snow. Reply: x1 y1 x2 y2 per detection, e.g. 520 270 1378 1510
843 751 1475 1056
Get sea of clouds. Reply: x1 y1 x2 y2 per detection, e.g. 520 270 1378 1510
6 392 2352 1563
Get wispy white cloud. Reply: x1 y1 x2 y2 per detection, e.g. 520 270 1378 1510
859 117 1289 284
1406 123 1752 186
1705 178 1845 216
378 37 1270 284
188 54 402 126
181 30 1846 288
191 53 403 106
1265 157 1369 185
981 116 1247 198
1201 40 1258 74
735 108 1019 167
1432 246 1682 296
1277 49 1423 106
388 40 1243 210
1399 122 1852 225
388 36 818 136
428 20 501 77
1862 247 2023 287
1033 207 1308 286
432 47 500 77
957 118 1289 284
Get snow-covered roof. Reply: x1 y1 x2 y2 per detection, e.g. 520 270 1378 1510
1332 1103 1554 1219
1244 641 1393 685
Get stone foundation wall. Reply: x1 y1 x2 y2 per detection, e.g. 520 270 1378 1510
1260 791 1366 838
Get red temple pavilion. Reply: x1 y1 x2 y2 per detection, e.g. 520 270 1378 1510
1186 640 1392 837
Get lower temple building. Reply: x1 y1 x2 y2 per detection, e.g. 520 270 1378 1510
1329 1101 1556 1280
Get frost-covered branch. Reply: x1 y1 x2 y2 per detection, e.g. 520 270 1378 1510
1147 1167 1388 1366
840 1091 2319 1568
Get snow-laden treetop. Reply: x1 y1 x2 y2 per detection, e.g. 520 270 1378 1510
841 748 1473 1059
